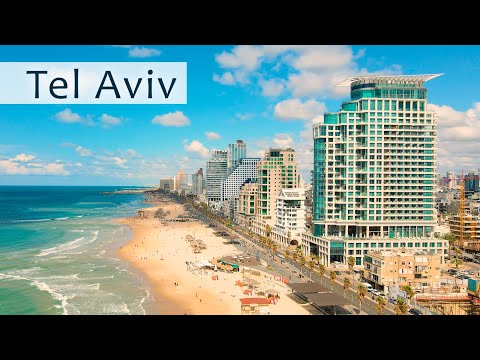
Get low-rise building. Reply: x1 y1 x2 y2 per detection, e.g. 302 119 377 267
363 250 442 293
159 177 175 191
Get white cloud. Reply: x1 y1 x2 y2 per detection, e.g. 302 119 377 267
273 133 294 148
12 154 36 162
184 140 209 159
152 111 190 127
235 113 254 121
99 114 122 127
259 79 284 97
128 46 161 58
205 131 221 140
213 72 236 85
213 45 401 99
215 45 263 70
55 108 82 123
428 103 480 173
0 155 69 176
75 146 92 157
274 99 326 121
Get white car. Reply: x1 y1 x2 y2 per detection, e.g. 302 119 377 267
370 289 381 296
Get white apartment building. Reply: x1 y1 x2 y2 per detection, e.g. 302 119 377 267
271 188 306 248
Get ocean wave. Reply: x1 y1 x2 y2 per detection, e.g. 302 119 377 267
36 237 86 257
6 216 77 224
70 229 85 233
0 272 72 315
36 231 100 257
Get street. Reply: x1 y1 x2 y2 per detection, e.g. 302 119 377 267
189 203 395 315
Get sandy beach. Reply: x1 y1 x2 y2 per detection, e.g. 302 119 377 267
116 199 310 315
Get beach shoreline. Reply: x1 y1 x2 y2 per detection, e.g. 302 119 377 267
116 195 310 315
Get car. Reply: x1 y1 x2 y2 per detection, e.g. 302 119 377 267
378 292 387 299
408 308 423 315
335 271 342 276
370 289 381 296
389 297 398 304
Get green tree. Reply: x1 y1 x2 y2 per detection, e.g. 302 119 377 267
292 251 298 261
300 255 306 267
453 257 463 268
265 224 271 238
375 296 386 315
394 299 408 315
401 285 415 300
343 277 351 297
285 249 290 259
308 258 315 271
348 256 355 276
357 284 367 314
272 243 278 261
329 270 337 290
319 264 326 277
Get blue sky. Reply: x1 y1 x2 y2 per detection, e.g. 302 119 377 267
0 45 479 185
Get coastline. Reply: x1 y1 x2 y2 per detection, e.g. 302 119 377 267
116 196 311 315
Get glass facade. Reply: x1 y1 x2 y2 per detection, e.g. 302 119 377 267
312 75 439 243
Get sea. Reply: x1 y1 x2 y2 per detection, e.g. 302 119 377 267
0 186 155 315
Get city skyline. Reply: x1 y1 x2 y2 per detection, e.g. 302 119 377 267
1 45 480 185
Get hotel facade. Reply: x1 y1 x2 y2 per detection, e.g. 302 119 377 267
303 75 448 266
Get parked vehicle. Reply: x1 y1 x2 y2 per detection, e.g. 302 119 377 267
408 308 423 315
362 282 373 291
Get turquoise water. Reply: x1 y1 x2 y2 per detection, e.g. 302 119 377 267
0 186 155 315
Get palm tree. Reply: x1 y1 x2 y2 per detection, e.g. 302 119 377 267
272 243 278 261
300 255 306 267
401 285 415 300
453 257 463 268
375 296 386 315
265 224 271 239
319 264 326 277
329 270 337 290
308 259 315 271
343 277 351 297
347 256 355 276
292 251 298 261
357 284 367 314
285 249 290 259
394 299 408 315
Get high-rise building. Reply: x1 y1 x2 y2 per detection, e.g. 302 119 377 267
221 158 260 201
192 168 205 196
228 140 247 172
305 74 448 267
175 170 188 192
465 173 480 193
206 150 228 204
257 148 298 218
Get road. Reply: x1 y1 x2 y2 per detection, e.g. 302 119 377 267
188 203 395 315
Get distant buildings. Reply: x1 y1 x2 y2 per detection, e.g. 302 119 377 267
175 170 189 192
228 140 247 172
304 74 445 267
363 250 442 293
192 168 205 196
221 158 260 215
206 150 228 204
159 177 175 191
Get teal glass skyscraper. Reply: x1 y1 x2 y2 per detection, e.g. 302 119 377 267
305 75 448 266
